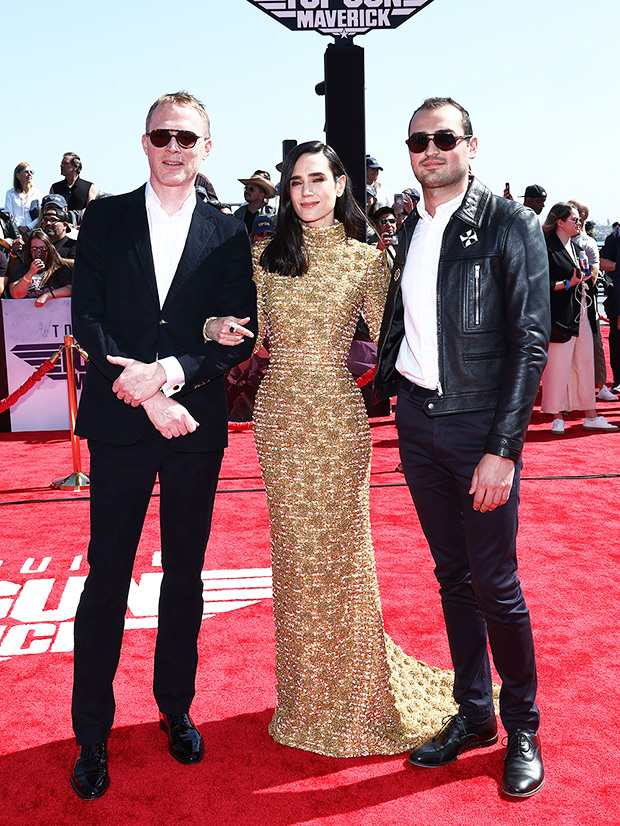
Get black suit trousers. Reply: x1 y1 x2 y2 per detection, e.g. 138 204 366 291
72 430 223 745
396 383 539 733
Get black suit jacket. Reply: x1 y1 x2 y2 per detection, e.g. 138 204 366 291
72 185 257 452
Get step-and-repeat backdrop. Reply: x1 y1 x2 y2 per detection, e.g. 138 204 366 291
1 299 86 432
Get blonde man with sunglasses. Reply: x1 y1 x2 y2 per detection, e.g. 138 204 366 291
69 91 257 799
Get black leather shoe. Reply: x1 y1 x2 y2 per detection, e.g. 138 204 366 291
70 743 110 799
159 713 204 764
407 713 498 767
502 730 544 797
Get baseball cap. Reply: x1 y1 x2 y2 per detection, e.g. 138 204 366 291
523 185 547 199
252 214 276 236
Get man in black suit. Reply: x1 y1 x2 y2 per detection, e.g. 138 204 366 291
69 91 257 799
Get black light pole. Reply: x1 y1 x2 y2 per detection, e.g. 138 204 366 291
281 139 297 166
321 40 366 229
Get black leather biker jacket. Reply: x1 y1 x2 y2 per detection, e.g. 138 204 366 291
375 177 550 462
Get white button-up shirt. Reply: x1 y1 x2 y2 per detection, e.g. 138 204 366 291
4 187 44 230
396 192 465 390
145 180 196 394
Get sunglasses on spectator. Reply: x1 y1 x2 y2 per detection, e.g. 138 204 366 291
406 131 473 153
21 169 34 175
31 245 48 254
378 217 397 226
146 129 205 149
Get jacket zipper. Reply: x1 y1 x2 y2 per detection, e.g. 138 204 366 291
474 264 481 325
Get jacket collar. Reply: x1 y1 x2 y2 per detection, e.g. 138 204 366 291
393 176 491 270
120 185 216 312
453 176 491 228
121 185 159 309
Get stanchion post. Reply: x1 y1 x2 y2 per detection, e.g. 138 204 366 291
52 335 90 491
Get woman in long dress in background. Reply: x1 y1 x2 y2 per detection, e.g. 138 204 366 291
206 141 455 757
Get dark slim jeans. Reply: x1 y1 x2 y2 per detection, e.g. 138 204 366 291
396 383 539 733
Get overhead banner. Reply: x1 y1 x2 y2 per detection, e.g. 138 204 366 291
247 0 435 38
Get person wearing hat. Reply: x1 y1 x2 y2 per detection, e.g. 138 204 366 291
41 202 76 267
250 213 275 244
523 185 547 215
366 155 391 208
43 192 83 231
234 170 276 234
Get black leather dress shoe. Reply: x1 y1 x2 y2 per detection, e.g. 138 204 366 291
159 713 204 764
502 730 544 797
407 713 498 767
70 743 110 799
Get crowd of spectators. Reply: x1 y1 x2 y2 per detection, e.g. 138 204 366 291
0 153 96 300
1 147 618 434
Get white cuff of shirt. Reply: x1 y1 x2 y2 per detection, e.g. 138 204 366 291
157 356 185 397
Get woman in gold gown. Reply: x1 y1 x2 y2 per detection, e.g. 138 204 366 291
207 141 455 757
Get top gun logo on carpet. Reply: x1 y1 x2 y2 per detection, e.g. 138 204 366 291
0 553 272 661
248 0 434 38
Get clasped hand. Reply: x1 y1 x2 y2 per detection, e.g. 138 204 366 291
106 355 198 439
107 356 166 406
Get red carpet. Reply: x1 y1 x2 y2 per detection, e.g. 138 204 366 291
0 403 618 825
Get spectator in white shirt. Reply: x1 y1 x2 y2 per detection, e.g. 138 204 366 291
4 162 44 234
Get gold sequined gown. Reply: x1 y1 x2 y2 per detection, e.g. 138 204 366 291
252 222 456 757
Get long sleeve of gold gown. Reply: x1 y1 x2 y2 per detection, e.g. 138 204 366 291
252 222 457 757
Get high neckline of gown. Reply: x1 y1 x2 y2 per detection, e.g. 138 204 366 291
301 221 347 247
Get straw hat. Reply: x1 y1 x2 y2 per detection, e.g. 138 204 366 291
238 170 276 199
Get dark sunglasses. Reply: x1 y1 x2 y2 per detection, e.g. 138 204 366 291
378 217 397 226
146 129 205 149
405 131 472 153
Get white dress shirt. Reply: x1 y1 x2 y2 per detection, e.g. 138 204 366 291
396 192 465 390
145 180 196 394
4 187 44 230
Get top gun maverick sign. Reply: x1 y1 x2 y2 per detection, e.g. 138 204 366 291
248 0 434 38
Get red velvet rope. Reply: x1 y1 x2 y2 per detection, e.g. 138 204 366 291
228 421 253 432
0 349 62 414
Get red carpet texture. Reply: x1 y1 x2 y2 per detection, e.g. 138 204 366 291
0 403 619 825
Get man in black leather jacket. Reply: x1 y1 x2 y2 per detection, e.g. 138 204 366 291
375 98 549 798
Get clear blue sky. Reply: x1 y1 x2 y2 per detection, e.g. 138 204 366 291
4 0 618 222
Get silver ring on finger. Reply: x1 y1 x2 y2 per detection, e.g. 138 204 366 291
229 323 238 333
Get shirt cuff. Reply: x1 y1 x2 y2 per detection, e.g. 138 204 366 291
157 356 185 397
